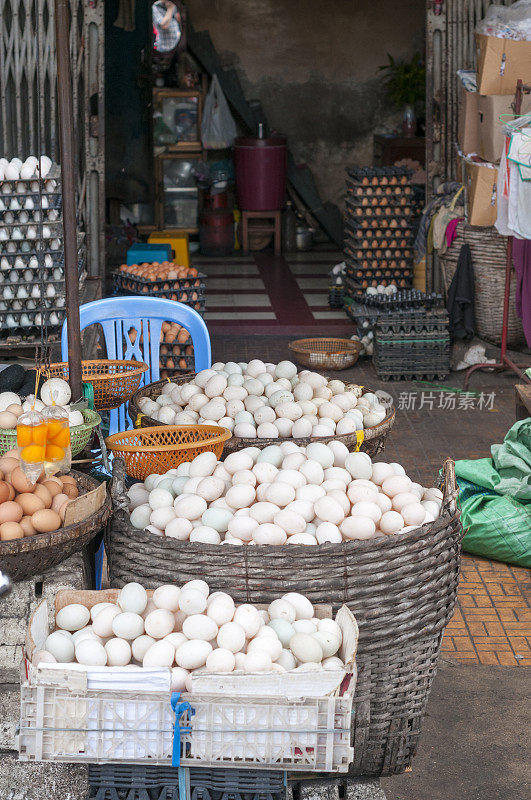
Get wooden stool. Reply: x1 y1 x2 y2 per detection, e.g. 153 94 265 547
242 210 281 256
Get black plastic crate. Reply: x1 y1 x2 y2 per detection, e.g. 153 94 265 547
328 285 344 308
374 310 450 381
88 764 286 800
346 165 413 182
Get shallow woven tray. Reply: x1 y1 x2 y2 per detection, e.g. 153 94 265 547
107 457 462 776
105 425 232 480
0 470 111 582
47 360 148 411
0 408 101 458
129 374 395 459
288 338 363 370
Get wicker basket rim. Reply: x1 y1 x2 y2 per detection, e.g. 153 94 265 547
105 424 232 454
0 469 111 555
47 360 149 382
111 456 459 554
289 338 363 355
129 374 395 445
0 407 101 437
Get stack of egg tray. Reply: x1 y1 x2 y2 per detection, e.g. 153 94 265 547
160 331 195 378
343 166 421 299
0 166 86 339
373 308 450 381
88 764 286 800
112 270 206 315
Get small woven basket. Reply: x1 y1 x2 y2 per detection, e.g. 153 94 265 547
0 469 111 582
289 338 362 370
105 425 232 479
46 360 149 411
0 408 101 458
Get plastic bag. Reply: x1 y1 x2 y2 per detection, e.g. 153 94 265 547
476 0 531 41
201 75 237 150
458 478 531 568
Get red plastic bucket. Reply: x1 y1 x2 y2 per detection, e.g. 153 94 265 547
234 136 287 211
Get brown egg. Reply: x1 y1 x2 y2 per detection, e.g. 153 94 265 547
33 484 52 508
0 457 19 475
0 521 24 540
62 483 79 500
43 480 62 498
59 475 77 487
11 466 36 494
6 404 23 418
2 448 20 460
16 492 46 516
31 508 62 533
6 484 15 501
0 481 10 504
0 500 23 524
51 493 69 514
20 515 37 537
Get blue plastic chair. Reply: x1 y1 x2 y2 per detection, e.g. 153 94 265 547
61 297 211 590
61 296 212 436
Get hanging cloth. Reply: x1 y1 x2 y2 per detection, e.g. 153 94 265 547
512 237 531 347
446 243 475 340
114 0 136 32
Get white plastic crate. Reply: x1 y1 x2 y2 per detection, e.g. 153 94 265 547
19 592 357 772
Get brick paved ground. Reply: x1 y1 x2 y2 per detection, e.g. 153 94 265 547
212 332 530 667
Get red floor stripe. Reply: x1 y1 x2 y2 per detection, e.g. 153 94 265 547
254 253 315 325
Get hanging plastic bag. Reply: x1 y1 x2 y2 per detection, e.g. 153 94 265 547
201 75 237 150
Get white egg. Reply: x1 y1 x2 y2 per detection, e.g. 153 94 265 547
264 482 295 508
276 648 297 671
190 526 221 544
423 487 443 502
56 604 90 632
289 633 323 663
381 475 412 498
268 598 296 622
132 635 156 661
287 533 317 545
256 445 284 467
421 500 441 517
312 630 340 658
244 651 273 673
92 606 121 638
379 510 405 535
217 621 246 653
105 638 132 666
391 492 421 512
153 585 181 612
182 614 218 642
225 484 256 509
314 496 345 526
345 452 373 480
165 517 193 540
75 639 107 666
268 618 296 647
179 589 207 615
207 593 235 626
249 502 280 524
45 631 75 662
390 462 407 476
401 503 427 526
273 509 306 535
350 501 382 523
282 592 314 620
32 650 57 667
118 583 148 615
316 522 342 543
252 523 287 545
173 495 207 520
305 442 334 468
149 488 174 510
233 604 262 638
143 640 175 668
112 612 145 640
340 516 376 540
189 451 218 478
247 633 282 662
171 666 190 691
206 648 236 673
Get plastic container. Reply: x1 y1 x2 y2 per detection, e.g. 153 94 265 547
234 137 287 211
199 209 234 256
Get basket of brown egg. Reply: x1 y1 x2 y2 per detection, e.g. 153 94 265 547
0 450 111 582
112 262 206 313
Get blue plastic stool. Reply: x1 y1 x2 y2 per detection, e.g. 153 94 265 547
61 296 212 589
126 243 172 266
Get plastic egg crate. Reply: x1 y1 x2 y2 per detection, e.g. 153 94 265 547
0 237 63 256
0 306 66 332
0 163 61 196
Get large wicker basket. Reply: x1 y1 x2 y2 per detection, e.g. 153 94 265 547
107 458 462 776
0 470 111 582
129 374 395 460
438 223 525 347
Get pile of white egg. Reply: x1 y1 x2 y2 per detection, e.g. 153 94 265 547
127 443 443 545
0 378 84 430
0 155 52 182
138 361 389 440
35 582 346 690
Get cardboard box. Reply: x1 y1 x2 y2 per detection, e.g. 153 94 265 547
477 93 531 163
465 160 498 227
458 84 479 154
476 33 531 96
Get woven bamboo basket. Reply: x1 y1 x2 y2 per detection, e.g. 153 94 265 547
129 375 395 460
46 360 148 411
289 338 363 370
105 425 232 480
107 457 462 776
438 223 525 347
0 470 111 582
0 409 101 459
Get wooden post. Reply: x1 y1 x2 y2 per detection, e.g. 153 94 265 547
54 0 83 400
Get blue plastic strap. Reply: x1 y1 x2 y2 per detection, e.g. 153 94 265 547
171 692 194 768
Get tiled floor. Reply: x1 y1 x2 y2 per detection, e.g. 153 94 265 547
209 330 530 668
194 249 350 335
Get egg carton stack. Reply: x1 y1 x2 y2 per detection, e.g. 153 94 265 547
159 329 195 378
346 288 444 335
343 166 420 300
373 308 450 381
0 156 85 341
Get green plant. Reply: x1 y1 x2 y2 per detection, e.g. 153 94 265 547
378 52 425 108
